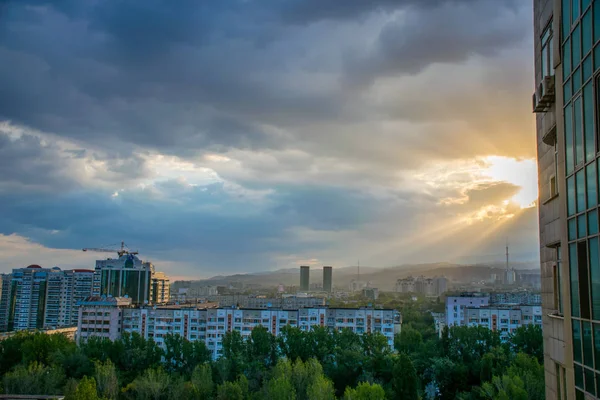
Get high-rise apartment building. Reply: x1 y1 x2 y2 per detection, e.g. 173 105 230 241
533 1 600 398
93 254 168 305
44 268 94 328
0 265 96 332
300 266 310 292
151 271 170 304
396 276 448 296
323 266 333 293
0 265 51 331
0 274 10 331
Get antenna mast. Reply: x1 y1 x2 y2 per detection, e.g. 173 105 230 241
505 240 509 271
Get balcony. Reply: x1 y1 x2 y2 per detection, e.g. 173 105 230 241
533 75 556 113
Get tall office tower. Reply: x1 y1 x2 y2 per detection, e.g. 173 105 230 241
151 271 170 304
300 266 310 292
323 266 333 293
533 1 600 398
44 268 94 328
94 254 169 305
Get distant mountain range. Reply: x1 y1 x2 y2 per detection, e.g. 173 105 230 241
173 261 539 291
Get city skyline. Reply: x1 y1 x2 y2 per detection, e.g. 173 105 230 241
0 0 538 278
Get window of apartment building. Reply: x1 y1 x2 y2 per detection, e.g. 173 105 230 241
541 23 554 77
554 246 564 314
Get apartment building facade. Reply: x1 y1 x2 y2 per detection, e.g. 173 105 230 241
0 265 51 331
532 0 600 398
44 268 94 328
77 301 402 360
463 305 543 341
396 276 448 297
445 295 490 327
77 296 132 343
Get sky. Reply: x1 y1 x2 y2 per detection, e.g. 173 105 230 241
0 0 538 279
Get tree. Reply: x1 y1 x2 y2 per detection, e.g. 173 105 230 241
509 325 543 362
2 362 64 395
264 375 296 400
343 382 386 400
54 347 93 379
361 333 393 383
162 333 210 376
310 326 336 365
190 363 214 399
94 360 119 400
505 353 544 400
394 325 423 354
306 375 335 400
65 376 99 400
279 326 311 362
479 347 509 383
216 381 244 400
222 330 246 378
291 358 325 400
391 353 418 400
327 329 365 395
423 357 468 400
128 367 171 400
21 332 76 367
115 332 164 384
480 375 528 400
247 325 278 368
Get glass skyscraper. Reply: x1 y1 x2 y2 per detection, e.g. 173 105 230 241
535 0 600 398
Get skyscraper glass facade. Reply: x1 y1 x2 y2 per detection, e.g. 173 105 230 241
563 0 600 397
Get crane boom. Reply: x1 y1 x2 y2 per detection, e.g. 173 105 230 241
82 241 138 257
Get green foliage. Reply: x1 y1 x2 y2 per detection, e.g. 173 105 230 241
343 382 386 400
391 353 419 400
394 325 423 354
508 325 543 363
264 374 296 400
94 360 119 400
480 375 529 400
505 353 545 400
190 363 214 399
163 333 211 376
65 376 99 400
306 375 335 400
126 367 171 400
216 381 244 400
247 325 279 367
2 361 64 395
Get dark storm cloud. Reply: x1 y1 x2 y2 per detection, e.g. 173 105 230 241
0 129 152 192
0 0 528 158
346 0 527 82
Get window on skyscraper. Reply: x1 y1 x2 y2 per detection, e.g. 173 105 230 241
541 23 554 77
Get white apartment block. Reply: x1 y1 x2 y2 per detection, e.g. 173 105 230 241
78 301 402 359
463 305 543 340
445 295 490 327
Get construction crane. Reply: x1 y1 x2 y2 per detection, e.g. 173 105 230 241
82 241 138 258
